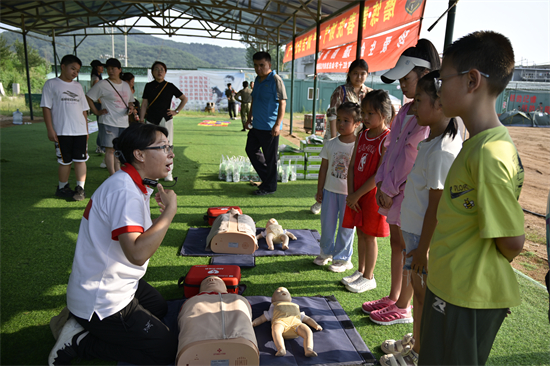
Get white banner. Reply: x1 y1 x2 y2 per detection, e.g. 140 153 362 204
147 70 245 111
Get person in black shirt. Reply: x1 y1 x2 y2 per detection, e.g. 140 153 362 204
140 61 187 181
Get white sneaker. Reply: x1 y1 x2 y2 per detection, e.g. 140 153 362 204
313 254 332 266
341 270 363 285
48 317 87 366
345 276 377 293
328 260 353 273
99 161 106 168
310 202 322 214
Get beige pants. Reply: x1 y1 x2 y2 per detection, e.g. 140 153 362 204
240 103 251 127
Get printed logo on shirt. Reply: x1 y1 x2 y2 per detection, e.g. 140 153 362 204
357 145 375 172
432 297 446 315
331 151 351 179
463 198 475 209
61 90 80 102
449 184 474 199
143 320 153 333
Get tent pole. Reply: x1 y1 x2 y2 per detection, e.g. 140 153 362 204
74 35 79 82
290 14 296 134
443 0 457 51
52 28 58 78
21 15 34 120
276 27 280 74
356 0 365 60
312 0 322 131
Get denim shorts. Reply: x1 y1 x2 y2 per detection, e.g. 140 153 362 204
402 230 427 274
100 125 126 148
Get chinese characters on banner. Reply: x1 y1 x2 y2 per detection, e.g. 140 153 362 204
282 0 426 71
316 21 420 73
283 28 317 64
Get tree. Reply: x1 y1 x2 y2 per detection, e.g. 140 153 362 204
0 36 49 95
242 35 286 72
0 34 12 67
13 39 49 72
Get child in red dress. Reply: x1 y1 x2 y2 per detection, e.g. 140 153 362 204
341 90 394 293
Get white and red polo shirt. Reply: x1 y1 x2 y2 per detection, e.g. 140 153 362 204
67 164 154 321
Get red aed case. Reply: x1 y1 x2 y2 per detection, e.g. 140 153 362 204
180 265 241 298
204 206 242 226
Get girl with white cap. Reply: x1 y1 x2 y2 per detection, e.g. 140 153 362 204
361 39 440 318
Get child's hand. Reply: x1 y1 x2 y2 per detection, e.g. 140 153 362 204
408 249 428 274
315 191 323 204
47 129 58 143
346 192 360 212
379 191 393 209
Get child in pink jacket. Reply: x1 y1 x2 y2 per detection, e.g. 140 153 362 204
361 40 439 316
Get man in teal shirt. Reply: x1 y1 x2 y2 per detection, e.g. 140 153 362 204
245 52 287 195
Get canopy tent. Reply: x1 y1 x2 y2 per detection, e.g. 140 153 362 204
1 0 458 132
499 110 550 128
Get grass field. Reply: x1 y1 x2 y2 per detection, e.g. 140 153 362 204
1 115 549 365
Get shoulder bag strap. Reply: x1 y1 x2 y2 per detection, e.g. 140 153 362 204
147 81 169 109
105 79 129 109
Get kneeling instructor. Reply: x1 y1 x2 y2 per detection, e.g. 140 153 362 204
49 123 178 365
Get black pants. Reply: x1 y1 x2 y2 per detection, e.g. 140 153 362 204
228 101 236 118
418 287 507 365
74 279 177 365
245 128 279 192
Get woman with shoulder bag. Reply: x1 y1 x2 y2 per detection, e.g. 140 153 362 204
140 61 188 181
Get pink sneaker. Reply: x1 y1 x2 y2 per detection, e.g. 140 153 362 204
370 304 413 325
361 296 396 314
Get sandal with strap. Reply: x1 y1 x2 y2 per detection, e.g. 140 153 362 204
381 333 414 354
380 348 418 366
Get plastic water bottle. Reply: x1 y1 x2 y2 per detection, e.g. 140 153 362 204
12 109 23 125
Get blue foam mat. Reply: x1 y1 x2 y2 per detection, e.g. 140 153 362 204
180 228 321 257
120 296 376 366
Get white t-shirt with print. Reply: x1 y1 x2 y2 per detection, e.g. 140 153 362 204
320 136 355 195
67 166 153 321
400 134 463 235
87 79 134 128
40 78 89 136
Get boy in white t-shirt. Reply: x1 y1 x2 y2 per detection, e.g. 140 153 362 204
41 55 90 201
314 102 362 272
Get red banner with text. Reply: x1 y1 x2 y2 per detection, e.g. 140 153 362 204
283 0 425 63
316 21 420 74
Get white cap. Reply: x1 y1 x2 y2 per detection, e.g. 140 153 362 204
381 55 432 84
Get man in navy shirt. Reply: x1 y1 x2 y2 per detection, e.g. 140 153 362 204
245 52 287 195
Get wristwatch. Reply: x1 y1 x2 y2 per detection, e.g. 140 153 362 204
175 110 179 114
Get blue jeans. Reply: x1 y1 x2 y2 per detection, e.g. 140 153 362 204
402 230 427 275
319 189 355 261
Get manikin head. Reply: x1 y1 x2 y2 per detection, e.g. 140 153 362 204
199 276 228 294
272 287 292 303
265 218 279 229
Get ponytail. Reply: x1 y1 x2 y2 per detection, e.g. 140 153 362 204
442 118 458 140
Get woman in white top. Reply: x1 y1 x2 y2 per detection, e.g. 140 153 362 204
87 58 134 176
48 123 178 365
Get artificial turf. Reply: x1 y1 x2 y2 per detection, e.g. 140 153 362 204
1 115 549 365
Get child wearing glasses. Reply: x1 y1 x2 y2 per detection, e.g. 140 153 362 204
362 40 439 316
340 90 393 293
418 31 524 366
375 71 462 366
313 102 362 273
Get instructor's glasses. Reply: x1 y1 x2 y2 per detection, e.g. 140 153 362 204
142 145 174 154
